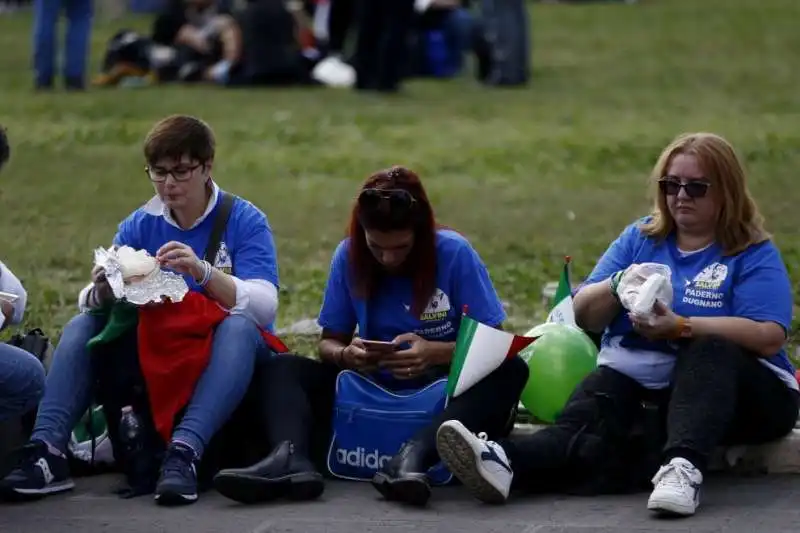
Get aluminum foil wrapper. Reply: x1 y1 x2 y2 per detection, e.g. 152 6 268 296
93 247 189 306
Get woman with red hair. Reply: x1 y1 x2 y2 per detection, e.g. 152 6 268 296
214 165 529 507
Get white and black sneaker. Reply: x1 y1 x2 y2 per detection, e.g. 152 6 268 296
435 420 513 504
647 457 703 517
0 440 75 500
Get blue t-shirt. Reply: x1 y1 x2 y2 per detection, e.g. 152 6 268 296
582 217 796 390
112 187 279 330
318 229 506 345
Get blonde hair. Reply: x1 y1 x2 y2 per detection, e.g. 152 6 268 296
640 132 769 255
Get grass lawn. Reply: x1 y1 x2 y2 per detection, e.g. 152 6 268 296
0 0 798 357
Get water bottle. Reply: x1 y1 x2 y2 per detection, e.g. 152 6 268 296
118 406 149 492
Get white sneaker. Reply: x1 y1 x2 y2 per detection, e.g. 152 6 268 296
647 457 703 516
435 420 512 504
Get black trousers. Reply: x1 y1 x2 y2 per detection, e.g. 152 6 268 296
352 0 415 92
255 353 529 472
501 335 799 493
328 0 355 55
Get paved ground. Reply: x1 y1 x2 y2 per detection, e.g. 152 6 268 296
0 474 798 533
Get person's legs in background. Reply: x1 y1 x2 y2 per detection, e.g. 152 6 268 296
353 0 415 92
327 0 354 59
155 315 270 506
441 7 474 75
213 354 339 504
374 0 415 92
63 0 92 89
0 344 45 423
0 312 104 498
352 0 382 90
32 0 61 89
371 356 529 506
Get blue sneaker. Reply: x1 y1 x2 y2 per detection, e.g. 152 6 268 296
154 443 198 506
0 440 75 500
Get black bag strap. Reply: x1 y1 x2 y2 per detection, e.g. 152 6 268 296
204 191 235 265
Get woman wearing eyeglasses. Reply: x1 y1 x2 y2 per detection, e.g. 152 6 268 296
1 115 281 506
213 165 529 507
433 132 799 517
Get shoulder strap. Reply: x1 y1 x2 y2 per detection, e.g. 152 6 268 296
204 192 235 264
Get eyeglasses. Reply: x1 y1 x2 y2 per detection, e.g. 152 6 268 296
145 163 203 182
658 177 711 199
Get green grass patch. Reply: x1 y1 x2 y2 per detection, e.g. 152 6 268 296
0 0 798 361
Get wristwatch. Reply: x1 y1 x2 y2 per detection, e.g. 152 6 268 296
674 316 692 339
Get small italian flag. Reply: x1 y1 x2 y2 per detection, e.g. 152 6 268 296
546 256 576 327
447 308 538 398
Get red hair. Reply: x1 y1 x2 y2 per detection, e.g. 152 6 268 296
347 166 439 317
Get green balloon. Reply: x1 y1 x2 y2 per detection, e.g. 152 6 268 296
518 323 598 423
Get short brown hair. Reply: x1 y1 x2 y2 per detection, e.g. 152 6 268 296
143 115 215 165
640 132 769 255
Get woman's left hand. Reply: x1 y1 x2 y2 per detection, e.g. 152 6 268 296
156 241 203 280
380 333 434 380
630 300 681 340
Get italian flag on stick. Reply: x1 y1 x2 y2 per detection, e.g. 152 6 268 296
546 256 576 327
447 306 539 398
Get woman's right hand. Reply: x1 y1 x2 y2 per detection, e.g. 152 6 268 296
341 338 378 373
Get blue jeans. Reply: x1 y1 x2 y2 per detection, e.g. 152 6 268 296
442 7 474 74
32 313 270 458
32 0 93 86
0 343 45 423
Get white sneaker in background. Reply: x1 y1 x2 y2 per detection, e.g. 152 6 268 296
435 420 512 504
312 56 355 88
647 457 703 516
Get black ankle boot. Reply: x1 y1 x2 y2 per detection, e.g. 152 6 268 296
371 440 434 507
213 441 324 504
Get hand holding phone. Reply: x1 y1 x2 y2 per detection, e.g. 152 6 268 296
360 339 397 354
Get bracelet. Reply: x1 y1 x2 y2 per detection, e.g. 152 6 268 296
609 271 624 300
196 260 213 287
674 316 691 339
335 347 345 367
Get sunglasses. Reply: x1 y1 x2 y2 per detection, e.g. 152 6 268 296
358 188 417 210
658 177 711 199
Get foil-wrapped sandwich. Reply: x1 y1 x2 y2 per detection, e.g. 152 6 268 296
94 245 189 305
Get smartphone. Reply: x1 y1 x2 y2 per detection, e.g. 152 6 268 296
0 291 19 303
361 339 397 353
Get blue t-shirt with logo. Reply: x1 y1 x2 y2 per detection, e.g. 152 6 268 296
318 229 506 346
111 187 279 330
582 217 796 390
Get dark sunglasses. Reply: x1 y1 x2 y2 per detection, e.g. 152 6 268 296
358 188 417 211
658 177 711 199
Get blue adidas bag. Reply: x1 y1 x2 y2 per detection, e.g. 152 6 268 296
326 370 453 485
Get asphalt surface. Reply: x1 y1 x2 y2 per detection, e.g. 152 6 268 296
1 474 798 533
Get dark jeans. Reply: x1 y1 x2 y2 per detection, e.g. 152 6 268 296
501 335 799 493
352 0 415 92
255 353 529 472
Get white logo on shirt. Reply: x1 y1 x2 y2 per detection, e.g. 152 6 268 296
214 242 233 274
682 262 728 309
692 263 728 290
421 289 451 321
